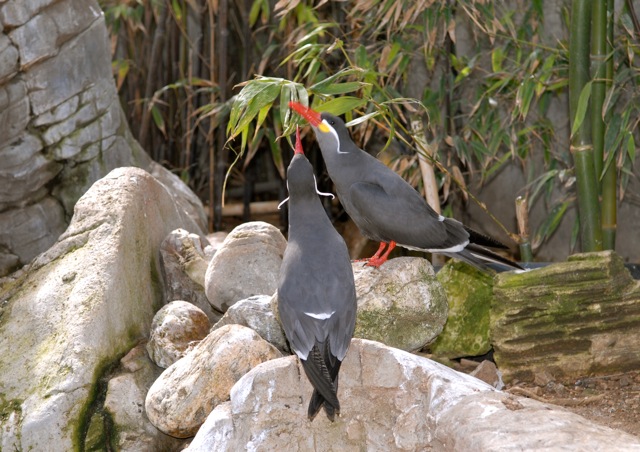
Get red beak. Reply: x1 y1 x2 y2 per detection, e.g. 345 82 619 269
289 101 322 127
294 126 304 155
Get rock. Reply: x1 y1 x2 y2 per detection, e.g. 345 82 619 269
149 161 208 234
206 231 228 255
0 167 203 450
427 260 494 358
470 360 504 390
492 251 640 383
352 257 448 351
204 221 287 312
186 338 640 451
0 197 67 274
101 345 186 451
160 229 221 322
212 294 289 354
145 324 282 438
146 300 211 368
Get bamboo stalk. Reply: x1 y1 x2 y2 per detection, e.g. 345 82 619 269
590 0 607 187
569 0 603 252
214 0 229 231
601 0 617 249
515 196 533 263
410 117 445 266
207 0 216 233
139 1 168 155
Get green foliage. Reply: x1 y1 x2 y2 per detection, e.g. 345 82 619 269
100 0 640 255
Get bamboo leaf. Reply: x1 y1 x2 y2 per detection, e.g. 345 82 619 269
150 105 166 137
570 81 592 138
315 96 367 116
255 104 271 132
266 128 286 180
171 0 183 21
313 81 368 95
309 67 366 93
249 0 263 26
533 200 570 247
346 111 380 127
627 133 636 161
227 79 282 139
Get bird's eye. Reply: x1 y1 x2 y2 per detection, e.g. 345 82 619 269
330 120 335 125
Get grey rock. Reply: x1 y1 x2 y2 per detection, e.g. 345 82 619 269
150 161 208 235
0 0 58 27
102 345 186 452
160 228 221 322
213 294 289 354
0 167 203 450
0 197 66 274
146 300 211 369
145 324 282 438
352 257 448 351
24 13 111 116
204 221 286 312
0 132 42 170
0 34 19 82
186 339 640 451
0 77 29 145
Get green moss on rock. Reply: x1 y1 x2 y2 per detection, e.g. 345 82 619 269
427 261 494 358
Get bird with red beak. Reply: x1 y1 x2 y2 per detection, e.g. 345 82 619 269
289 101 522 271
277 127 357 421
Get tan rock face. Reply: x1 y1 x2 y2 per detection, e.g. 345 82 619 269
0 167 204 450
185 339 640 451
146 300 211 369
352 257 448 351
159 229 221 322
492 251 640 382
204 221 287 312
145 324 282 438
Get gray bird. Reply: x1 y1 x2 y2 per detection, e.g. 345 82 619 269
277 127 357 421
289 101 522 271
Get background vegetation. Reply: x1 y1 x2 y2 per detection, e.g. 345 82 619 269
100 0 640 260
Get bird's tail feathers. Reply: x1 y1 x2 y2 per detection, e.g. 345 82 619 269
450 244 523 271
301 345 341 421
463 225 509 249
308 389 338 421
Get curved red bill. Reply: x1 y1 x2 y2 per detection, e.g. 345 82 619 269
289 101 322 127
294 126 304 155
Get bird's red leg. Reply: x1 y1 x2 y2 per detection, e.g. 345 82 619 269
366 241 396 268
354 242 387 263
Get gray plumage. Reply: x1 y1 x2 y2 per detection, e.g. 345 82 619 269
278 146 357 421
290 101 521 271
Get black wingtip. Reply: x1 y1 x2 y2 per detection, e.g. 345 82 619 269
458 244 524 271
307 389 339 422
464 225 510 250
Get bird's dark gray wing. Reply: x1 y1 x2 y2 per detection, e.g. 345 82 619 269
277 237 356 361
348 181 468 249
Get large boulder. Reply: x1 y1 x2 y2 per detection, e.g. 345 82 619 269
145 324 282 438
0 0 157 276
186 339 640 451
352 257 448 351
492 251 640 383
0 167 202 450
204 221 287 312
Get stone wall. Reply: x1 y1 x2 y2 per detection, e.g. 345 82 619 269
0 0 152 276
